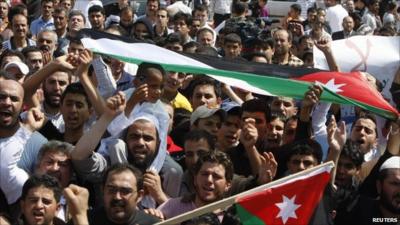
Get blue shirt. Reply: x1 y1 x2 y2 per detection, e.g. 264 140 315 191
30 16 55 36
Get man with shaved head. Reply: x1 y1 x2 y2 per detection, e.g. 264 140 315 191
0 79 47 220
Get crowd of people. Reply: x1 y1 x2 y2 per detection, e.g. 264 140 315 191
0 0 399 224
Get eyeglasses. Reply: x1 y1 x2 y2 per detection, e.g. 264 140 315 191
106 185 136 197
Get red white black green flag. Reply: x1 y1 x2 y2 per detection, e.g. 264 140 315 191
79 29 399 120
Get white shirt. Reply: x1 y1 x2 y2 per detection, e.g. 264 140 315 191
0 126 32 204
326 4 349 33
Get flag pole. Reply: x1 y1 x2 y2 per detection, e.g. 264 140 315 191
155 161 335 225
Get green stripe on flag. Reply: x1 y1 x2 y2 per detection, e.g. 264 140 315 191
235 203 266 225
88 48 398 120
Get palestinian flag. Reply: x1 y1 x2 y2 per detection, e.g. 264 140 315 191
235 163 332 225
79 29 399 120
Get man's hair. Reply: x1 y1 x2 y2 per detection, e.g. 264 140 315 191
188 75 221 99
193 4 208 15
88 5 105 15
41 0 53 5
274 28 293 43
102 163 144 190
307 7 317 14
38 29 58 43
120 5 134 15
241 98 269 120
21 175 62 202
224 33 242 45
340 140 364 168
193 151 234 182
184 130 216 151
249 52 268 62
367 0 379 7
136 62 166 80
147 0 160 7
197 27 214 39
36 140 73 168
290 4 302 14
54 6 68 15
231 1 248 15
287 139 323 164
61 82 91 107
195 46 219 56
173 12 192 25
106 24 128 36
8 4 27 23
351 113 377 135
183 41 200 51
68 10 86 24
0 49 25 65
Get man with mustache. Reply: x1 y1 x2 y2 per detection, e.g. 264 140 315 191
36 30 58 64
89 163 160 225
2 14 36 51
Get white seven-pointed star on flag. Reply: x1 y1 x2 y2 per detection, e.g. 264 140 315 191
316 79 346 93
275 195 301 224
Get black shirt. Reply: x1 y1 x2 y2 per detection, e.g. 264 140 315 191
89 207 160 225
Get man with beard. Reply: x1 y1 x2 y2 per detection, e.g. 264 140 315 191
272 28 303 67
89 163 160 225
36 30 58 64
350 114 379 162
2 14 36 51
0 80 45 220
3 139 75 223
22 47 44 74
336 156 400 224
23 54 73 130
155 151 233 220
30 0 55 37
71 91 183 208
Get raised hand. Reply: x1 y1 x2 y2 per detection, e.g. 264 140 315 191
104 91 126 119
144 208 165 220
302 84 323 109
63 184 89 224
327 115 347 152
143 169 168 204
314 37 332 53
257 152 278 184
240 118 258 149
53 54 76 72
78 49 94 67
23 107 46 132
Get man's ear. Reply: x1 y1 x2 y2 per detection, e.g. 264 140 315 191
224 181 232 192
56 203 62 212
217 97 222 106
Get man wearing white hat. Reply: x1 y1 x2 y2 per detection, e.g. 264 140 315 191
3 61 29 83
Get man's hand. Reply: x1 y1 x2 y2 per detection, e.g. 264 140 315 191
104 91 126 119
63 184 89 224
23 108 46 132
302 84 323 109
257 152 278 184
52 54 76 72
314 37 332 54
240 118 258 149
327 115 347 152
78 49 93 68
144 208 165 220
143 170 168 204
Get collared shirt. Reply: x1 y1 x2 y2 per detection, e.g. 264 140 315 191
30 16 55 36
2 37 36 51
272 53 304 67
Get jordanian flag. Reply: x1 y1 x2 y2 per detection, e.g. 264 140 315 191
79 29 399 120
235 163 333 225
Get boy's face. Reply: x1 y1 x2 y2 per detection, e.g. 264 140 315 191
223 42 242 59
136 69 164 103
335 155 359 188
174 19 190 37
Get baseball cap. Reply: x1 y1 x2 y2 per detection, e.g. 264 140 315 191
4 61 29 75
190 105 226 126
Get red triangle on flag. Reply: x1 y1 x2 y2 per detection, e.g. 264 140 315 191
236 165 331 225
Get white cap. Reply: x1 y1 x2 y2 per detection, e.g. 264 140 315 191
379 156 400 171
4 61 29 75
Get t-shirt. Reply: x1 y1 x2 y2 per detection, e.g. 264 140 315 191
89 207 160 225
